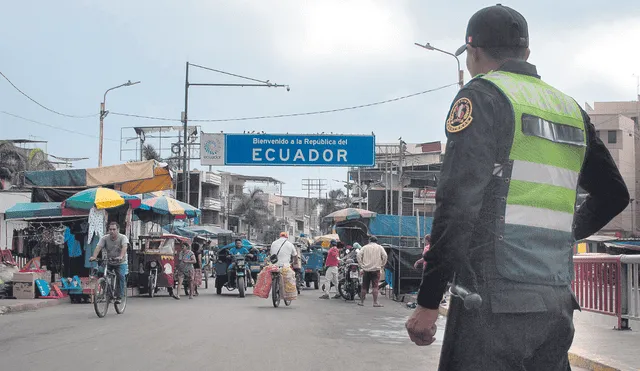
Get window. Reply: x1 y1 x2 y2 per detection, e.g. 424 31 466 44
595 130 600 137
608 130 617 144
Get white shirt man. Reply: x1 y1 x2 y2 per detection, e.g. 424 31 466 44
270 233 297 268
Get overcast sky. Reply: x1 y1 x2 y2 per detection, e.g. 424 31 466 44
2 1 639 197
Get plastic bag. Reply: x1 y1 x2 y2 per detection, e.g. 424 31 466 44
253 265 278 298
281 266 297 301
0 264 19 283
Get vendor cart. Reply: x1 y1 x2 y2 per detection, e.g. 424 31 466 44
135 234 189 297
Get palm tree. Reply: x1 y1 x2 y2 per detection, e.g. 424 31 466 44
0 141 54 189
318 188 350 232
232 188 270 240
142 144 161 161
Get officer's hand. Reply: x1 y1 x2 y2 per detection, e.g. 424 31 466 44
89 257 97 262
405 305 439 346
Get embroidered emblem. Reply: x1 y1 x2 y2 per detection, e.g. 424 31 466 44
446 97 473 133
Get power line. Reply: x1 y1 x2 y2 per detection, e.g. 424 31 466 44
110 82 459 123
0 70 97 119
0 111 118 142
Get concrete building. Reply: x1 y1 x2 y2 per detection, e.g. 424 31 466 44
349 141 443 217
282 195 315 237
585 98 640 237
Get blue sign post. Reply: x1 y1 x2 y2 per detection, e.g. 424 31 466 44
218 134 375 167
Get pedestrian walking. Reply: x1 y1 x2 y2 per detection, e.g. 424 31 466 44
174 243 196 300
192 242 203 296
413 235 431 271
356 236 387 307
404 4 629 370
319 239 341 299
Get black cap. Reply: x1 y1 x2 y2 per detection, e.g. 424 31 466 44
455 4 529 56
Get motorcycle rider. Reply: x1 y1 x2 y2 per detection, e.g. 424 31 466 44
228 239 251 285
343 242 361 261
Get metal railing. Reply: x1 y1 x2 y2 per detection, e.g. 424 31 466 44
621 255 640 327
572 254 640 330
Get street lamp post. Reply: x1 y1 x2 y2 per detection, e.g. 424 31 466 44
181 62 289 204
415 42 464 90
99 80 141 167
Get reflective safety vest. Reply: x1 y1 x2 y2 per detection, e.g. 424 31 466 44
480 71 587 285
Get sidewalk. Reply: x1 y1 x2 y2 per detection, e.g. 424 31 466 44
402 293 639 371
0 298 65 315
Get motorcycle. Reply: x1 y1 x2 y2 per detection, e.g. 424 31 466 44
146 260 160 298
214 249 250 298
338 259 361 301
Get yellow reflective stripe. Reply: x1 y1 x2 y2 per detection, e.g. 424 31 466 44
511 160 579 190
505 204 574 233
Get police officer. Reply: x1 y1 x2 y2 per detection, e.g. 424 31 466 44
405 4 629 370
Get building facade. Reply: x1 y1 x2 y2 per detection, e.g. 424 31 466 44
585 99 640 236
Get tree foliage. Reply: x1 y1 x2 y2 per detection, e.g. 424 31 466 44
232 188 270 240
142 144 161 161
0 141 54 189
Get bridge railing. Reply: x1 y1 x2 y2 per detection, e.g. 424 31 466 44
573 254 640 330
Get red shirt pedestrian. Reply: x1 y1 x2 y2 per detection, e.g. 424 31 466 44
325 246 339 267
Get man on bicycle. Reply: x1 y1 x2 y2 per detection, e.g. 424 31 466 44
90 221 128 304
270 232 297 268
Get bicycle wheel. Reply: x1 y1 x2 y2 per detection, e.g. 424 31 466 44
93 278 109 318
272 276 280 308
115 277 127 314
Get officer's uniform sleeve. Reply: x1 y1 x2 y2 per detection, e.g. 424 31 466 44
417 85 498 309
573 111 630 240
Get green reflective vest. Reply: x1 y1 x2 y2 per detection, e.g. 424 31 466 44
480 71 587 285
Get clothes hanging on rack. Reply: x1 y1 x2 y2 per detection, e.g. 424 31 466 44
87 208 106 244
12 230 25 254
84 235 99 269
64 227 82 258
125 208 132 237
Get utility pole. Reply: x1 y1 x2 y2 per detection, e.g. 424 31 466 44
302 179 327 232
398 139 405 246
357 167 362 209
181 61 289 203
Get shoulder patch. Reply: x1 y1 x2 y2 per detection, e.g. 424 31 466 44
446 97 473 133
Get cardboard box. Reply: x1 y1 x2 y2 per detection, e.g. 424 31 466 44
13 272 38 283
13 281 35 299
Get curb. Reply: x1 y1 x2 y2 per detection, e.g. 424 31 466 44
568 352 620 371
0 298 64 315
416 301 619 371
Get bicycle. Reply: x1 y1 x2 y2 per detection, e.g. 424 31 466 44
271 268 291 308
91 258 127 318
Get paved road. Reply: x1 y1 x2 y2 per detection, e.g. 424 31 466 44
0 286 591 371
0 286 444 370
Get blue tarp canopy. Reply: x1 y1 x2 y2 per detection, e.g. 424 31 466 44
167 224 233 238
5 202 66 219
221 239 254 249
368 214 433 237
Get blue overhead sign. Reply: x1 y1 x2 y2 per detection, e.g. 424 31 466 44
201 133 375 167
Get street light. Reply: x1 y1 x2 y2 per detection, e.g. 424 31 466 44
415 42 464 90
99 80 141 167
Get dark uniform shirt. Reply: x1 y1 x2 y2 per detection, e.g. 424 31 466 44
417 60 630 309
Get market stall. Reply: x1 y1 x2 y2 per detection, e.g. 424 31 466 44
2 187 141 301
133 195 201 296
